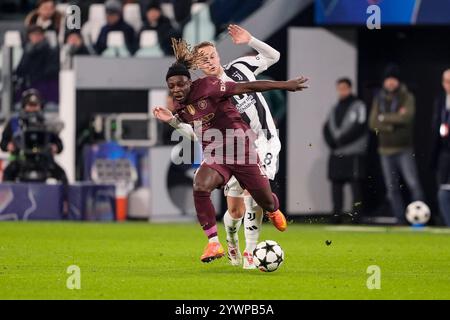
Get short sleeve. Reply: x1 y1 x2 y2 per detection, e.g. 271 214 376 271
225 55 268 76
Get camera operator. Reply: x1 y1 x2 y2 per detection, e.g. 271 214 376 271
0 89 69 215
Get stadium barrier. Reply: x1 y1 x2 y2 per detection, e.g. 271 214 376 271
0 182 115 221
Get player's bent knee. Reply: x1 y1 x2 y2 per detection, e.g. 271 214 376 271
228 206 244 219
193 181 214 193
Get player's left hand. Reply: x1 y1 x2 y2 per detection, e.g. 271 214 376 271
228 24 252 44
287 76 309 92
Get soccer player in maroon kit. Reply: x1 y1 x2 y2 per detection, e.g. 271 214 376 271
153 40 308 263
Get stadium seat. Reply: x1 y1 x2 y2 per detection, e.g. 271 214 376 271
45 30 58 48
191 2 206 16
123 3 142 33
56 3 69 45
3 30 21 47
81 3 106 48
161 3 175 21
183 3 215 45
2 30 23 69
102 31 130 57
88 3 107 23
56 3 69 15
135 30 164 58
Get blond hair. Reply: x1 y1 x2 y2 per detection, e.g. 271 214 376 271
193 41 216 55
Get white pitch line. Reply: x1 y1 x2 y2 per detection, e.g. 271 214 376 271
324 225 450 234
324 226 387 233
428 228 450 234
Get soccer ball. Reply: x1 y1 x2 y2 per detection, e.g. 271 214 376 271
253 240 284 272
405 201 431 225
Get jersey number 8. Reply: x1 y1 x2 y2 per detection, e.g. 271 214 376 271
264 153 273 166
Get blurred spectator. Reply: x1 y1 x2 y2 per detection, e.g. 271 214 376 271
24 0 63 36
172 0 192 30
323 78 368 224
61 30 90 69
15 25 59 104
139 3 180 55
369 64 425 224
0 88 69 216
140 0 192 31
95 0 137 55
0 89 67 176
65 30 90 55
71 0 104 25
431 69 450 226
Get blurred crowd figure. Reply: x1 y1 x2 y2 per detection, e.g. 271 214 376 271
431 69 450 226
7 0 231 107
64 30 89 55
139 2 180 55
369 64 424 224
323 78 368 224
140 0 193 30
12 0 262 55
15 25 59 105
24 0 64 35
95 0 137 54
325 65 450 227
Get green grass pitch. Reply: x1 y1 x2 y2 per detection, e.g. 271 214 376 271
0 222 449 300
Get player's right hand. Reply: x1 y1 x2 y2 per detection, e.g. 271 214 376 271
228 24 252 45
152 107 174 123
287 76 309 92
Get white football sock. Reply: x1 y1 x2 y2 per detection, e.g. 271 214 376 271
208 236 219 243
223 210 242 245
244 195 264 254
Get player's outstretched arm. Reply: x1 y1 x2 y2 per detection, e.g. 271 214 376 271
228 24 280 67
152 107 197 141
230 77 309 95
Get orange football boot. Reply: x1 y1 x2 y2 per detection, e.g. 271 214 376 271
200 242 225 263
267 210 287 232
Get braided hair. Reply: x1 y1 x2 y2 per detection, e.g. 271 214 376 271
166 38 207 80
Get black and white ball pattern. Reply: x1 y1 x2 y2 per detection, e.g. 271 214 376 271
406 201 431 225
253 240 284 272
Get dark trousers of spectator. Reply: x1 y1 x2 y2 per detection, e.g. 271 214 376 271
438 188 450 227
380 149 424 224
3 159 69 217
436 151 450 226
331 180 363 224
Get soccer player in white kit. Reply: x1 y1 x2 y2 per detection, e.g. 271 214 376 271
193 25 284 269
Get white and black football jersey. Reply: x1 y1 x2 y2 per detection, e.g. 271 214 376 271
220 55 279 145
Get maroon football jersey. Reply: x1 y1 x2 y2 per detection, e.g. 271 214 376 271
173 76 257 164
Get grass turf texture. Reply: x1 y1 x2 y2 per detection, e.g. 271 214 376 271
0 222 449 299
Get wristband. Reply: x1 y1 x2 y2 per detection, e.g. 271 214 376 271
168 116 181 128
